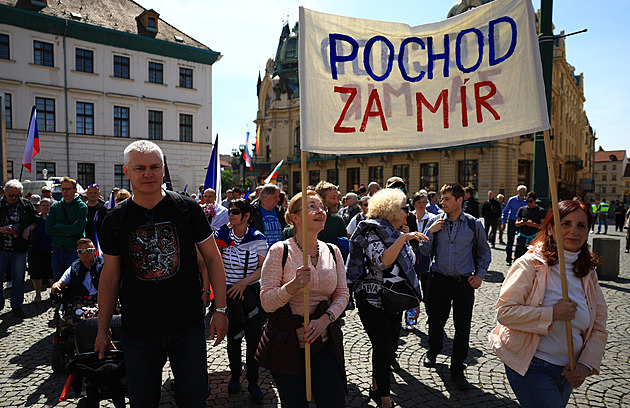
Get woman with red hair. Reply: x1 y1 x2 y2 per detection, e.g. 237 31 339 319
489 200 608 408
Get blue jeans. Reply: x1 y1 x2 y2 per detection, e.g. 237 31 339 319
505 357 573 408
122 323 209 408
0 251 27 310
597 216 608 234
51 248 79 282
271 342 345 408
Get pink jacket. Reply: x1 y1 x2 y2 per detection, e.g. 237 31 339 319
488 246 607 376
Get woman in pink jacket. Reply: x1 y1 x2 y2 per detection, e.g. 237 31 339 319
489 200 607 408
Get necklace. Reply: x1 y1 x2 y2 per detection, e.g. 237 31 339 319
293 237 319 259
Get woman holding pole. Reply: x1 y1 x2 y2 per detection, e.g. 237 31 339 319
347 188 426 408
489 200 607 408
257 190 348 407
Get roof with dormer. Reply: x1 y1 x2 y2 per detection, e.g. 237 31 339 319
594 148 627 163
0 0 220 65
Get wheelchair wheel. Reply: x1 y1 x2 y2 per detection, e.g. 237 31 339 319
51 343 67 373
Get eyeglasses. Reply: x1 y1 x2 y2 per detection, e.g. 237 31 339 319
228 208 242 216
360 203 368 207
526 200 535 203
6 194 21 198
295 204 327 213
77 248 95 254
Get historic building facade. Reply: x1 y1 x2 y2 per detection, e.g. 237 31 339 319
594 148 628 203
252 8 595 201
1 0 220 193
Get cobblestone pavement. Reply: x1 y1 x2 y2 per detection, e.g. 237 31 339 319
1 230 629 407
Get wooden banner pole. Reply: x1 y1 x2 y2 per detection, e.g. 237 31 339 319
542 129 576 370
300 150 312 400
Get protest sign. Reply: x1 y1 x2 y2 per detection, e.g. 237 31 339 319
299 0 549 154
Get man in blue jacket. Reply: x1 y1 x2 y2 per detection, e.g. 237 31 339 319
501 185 527 266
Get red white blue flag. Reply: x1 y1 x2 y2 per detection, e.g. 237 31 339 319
243 131 253 170
22 106 40 172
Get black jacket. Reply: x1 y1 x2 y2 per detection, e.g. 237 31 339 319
481 198 502 221
463 197 480 219
0 197 41 253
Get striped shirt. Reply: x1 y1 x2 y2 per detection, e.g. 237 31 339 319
222 229 260 285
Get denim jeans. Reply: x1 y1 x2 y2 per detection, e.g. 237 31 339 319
271 342 345 408
0 251 27 310
122 323 208 408
505 219 517 262
597 216 608 234
505 358 573 408
51 248 79 282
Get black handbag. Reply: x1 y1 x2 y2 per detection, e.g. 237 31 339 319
380 278 420 314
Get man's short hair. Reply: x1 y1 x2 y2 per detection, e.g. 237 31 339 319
76 237 93 248
517 184 527 192
427 191 438 200
4 179 23 192
314 181 338 200
60 177 77 187
123 140 164 167
41 185 52 192
440 183 465 201
261 184 280 198
464 186 475 195
30 194 41 205
232 187 242 194
527 191 537 201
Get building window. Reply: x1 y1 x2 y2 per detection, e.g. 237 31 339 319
179 114 193 142
327 168 338 186
393 164 409 189
148 62 163 84
293 128 300 155
114 164 131 190
36 162 56 180
602 187 606 194
76 102 94 135
114 106 130 137
113 55 130 79
612 175 617 181
309 170 320 187
603 165 607 171
369 166 383 186
4 93 11 129
518 160 532 188
75 48 93 73
148 17 156 28
179 67 193 88
602 175 607 181
6 160 13 180
77 163 95 187
35 97 55 132
613 165 617 171
420 163 439 191
0 34 9 60
292 171 301 196
347 167 360 193
148 110 163 140
612 187 616 194
458 160 478 191
34 40 54 67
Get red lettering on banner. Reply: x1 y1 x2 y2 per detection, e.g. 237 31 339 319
360 88 388 132
460 78 470 127
334 86 358 133
475 81 500 123
383 83 413 117
415 89 449 132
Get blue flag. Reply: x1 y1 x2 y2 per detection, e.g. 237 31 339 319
204 134 221 194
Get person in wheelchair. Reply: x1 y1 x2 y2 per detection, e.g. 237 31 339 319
52 238 103 328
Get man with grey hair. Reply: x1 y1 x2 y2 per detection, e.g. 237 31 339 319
501 185 528 266
95 140 228 406
340 192 360 226
367 181 380 196
0 180 40 318
249 183 286 247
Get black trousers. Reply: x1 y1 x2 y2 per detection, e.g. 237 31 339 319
505 219 517 262
357 293 401 397
427 273 475 373
226 306 266 385
484 218 499 246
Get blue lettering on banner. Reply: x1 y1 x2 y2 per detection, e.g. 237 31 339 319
326 15 518 82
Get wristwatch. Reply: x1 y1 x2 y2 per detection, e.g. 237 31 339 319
325 311 335 322
215 307 227 315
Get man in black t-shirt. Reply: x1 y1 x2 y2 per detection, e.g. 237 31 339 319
84 184 107 244
95 141 228 408
514 191 546 260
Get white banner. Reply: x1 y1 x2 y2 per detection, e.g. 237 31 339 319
299 0 549 154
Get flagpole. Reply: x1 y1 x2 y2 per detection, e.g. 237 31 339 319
543 129 575 370
300 150 312 401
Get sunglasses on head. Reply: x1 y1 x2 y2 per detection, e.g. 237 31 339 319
77 248 95 254
229 208 242 216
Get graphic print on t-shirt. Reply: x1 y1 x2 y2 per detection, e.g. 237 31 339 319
129 221 180 280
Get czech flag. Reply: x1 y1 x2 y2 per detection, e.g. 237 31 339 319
21 106 40 172
243 131 253 170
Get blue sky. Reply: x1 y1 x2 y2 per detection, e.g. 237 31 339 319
146 0 629 156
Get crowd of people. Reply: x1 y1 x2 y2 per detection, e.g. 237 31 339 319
0 139 620 407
